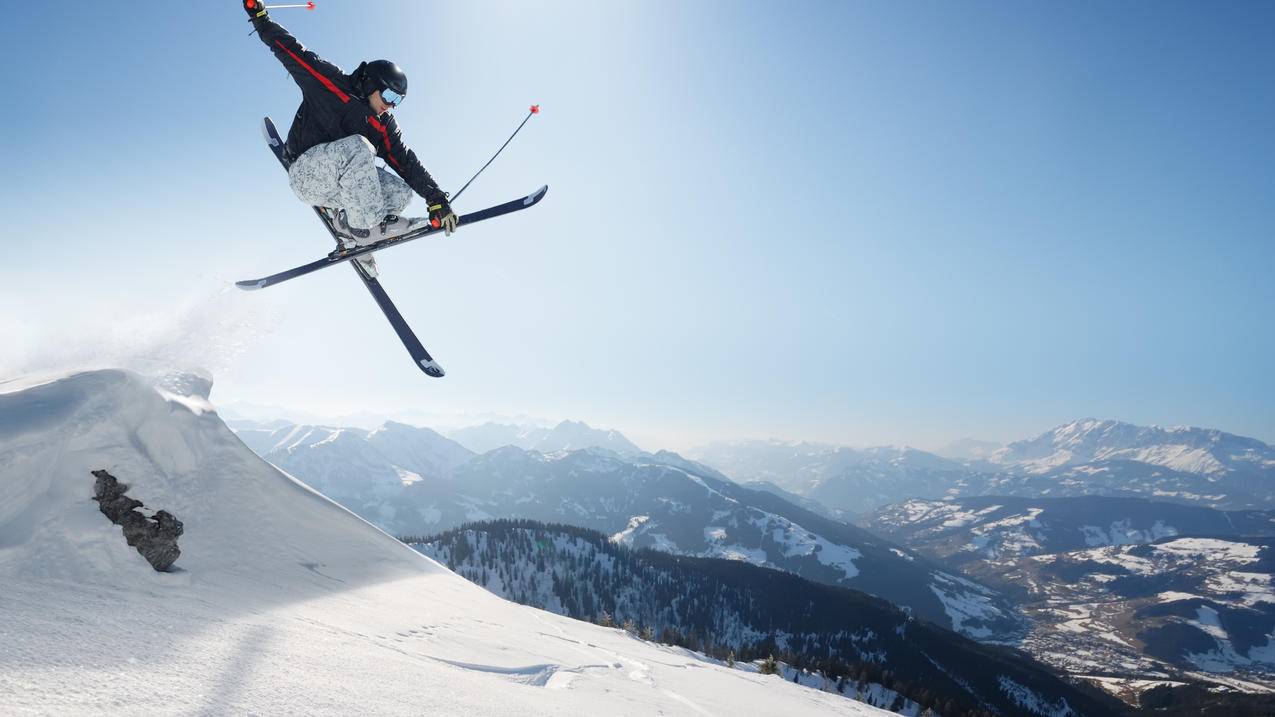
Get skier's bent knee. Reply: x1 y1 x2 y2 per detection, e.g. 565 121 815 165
340 134 376 155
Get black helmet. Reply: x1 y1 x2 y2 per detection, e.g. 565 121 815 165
354 60 407 100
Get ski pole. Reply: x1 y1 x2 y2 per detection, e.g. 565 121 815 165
260 2 315 10
449 105 540 206
245 1 314 35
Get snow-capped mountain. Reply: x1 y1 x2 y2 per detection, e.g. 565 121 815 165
867 496 1275 566
235 419 474 478
230 423 1020 640
961 420 1275 510
229 419 474 526
990 419 1275 478
412 520 1125 717
0 369 888 716
447 419 643 455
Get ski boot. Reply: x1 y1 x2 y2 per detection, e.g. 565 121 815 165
334 210 428 246
325 210 384 279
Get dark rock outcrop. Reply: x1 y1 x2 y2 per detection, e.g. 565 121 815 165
91 469 184 571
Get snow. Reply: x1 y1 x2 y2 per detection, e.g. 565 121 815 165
928 573 1000 640
773 664 925 715
972 508 1040 532
645 531 680 553
1156 537 1261 563
1081 676 1186 699
699 526 769 564
704 543 769 565
1206 571 1275 606
996 675 1077 717
703 526 728 541
1053 605 1094 634
608 515 650 545
1190 605 1229 640
0 370 887 717
1180 604 1275 672
889 548 915 562
395 466 424 485
1071 548 1157 575
1079 519 1177 547
747 509 861 578
1157 591 1206 603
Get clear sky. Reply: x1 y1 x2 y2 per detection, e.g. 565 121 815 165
1 1 1272 452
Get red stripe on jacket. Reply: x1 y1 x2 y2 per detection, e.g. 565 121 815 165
366 116 402 169
275 40 350 103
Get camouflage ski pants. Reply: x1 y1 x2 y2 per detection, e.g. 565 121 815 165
287 135 413 230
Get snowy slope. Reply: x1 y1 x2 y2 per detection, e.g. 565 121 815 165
0 370 886 716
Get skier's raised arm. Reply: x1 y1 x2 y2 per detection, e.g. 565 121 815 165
243 1 349 101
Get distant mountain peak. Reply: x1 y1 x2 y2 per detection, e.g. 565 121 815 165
993 418 1274 478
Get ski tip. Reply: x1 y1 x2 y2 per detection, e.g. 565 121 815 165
419 359 445 378
235 279 266 291
523 185 549 206
261 116 281 148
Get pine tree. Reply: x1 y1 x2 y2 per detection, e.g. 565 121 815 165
759 654 778 675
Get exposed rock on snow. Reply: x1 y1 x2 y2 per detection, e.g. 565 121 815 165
91 469 184 571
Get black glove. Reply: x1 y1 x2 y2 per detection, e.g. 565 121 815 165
243 0 269 21
427 195 458 236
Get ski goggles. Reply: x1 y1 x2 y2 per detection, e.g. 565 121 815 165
381 87 405 107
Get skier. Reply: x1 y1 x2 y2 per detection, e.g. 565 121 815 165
243 0 457 277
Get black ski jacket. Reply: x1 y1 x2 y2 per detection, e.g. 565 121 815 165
251 17 446 205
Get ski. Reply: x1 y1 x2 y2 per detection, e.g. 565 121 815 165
253 116 448 377
236 182 548 291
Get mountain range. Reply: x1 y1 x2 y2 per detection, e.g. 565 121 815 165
446 419 644 455
228 418 1020 640
691 420 1275 515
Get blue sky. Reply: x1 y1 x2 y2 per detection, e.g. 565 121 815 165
1 1 1272 451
